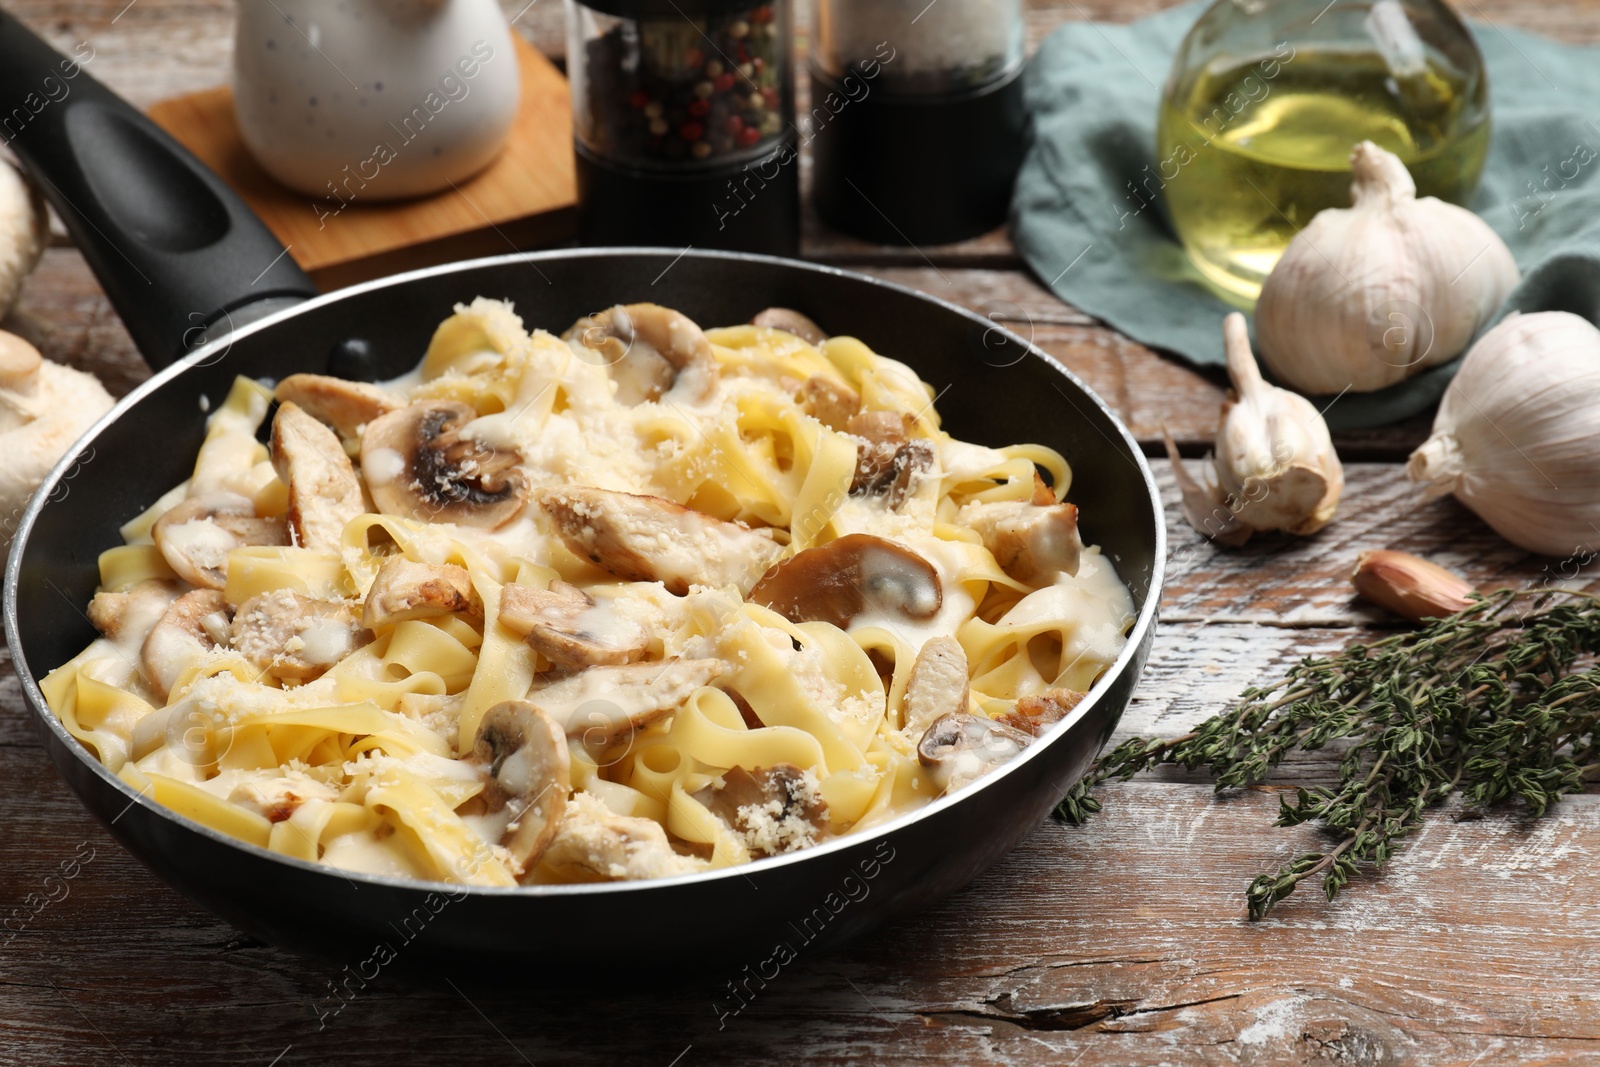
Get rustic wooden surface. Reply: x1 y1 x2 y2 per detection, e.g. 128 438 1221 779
4 2 1600 1065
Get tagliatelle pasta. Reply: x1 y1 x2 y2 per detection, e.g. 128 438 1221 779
44 298 1134 886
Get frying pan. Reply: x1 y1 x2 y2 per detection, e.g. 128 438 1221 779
0 11 1165 975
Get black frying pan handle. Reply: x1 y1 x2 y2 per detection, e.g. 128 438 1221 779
0 10 318 370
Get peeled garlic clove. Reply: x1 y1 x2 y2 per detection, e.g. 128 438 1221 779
1213 313 1343 535
1351 549 1475 623
1255 141 1519 395
1407 311 1600 557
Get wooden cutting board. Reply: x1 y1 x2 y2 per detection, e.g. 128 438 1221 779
148 35 576 291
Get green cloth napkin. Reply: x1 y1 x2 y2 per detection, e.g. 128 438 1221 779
1011 1 1600 429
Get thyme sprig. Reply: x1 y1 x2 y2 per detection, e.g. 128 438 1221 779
1058 589 1600 918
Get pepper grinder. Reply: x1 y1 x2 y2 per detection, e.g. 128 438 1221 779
566 0 799 254
809 0 1026 246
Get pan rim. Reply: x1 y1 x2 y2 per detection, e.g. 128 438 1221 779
4 246 1166 899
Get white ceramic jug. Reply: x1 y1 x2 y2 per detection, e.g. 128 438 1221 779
233 0 520 202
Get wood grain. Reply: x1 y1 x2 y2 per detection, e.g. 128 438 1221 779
4 1 1600 1065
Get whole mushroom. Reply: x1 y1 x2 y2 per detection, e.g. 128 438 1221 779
0 331 114 551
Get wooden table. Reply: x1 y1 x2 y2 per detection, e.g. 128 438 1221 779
4 2 1598 1063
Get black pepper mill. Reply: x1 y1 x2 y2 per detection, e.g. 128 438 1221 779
809 0 1027 246
566 0 800 254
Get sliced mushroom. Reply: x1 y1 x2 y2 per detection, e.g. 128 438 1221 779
89 579 181 646
800 375 861 431
541 791 698 882
271 401 367 551
901 636 970 735
750 533 942 631
916 712 1034 794
994 688 1086 738
568 303 716 406
472 700 571 872
141 589 231 700
151 495 288 590
536 486 783 596
498 580 649 670
274 373 401 443
230 590 370 682
530 657 726 750
360 400 528 529
690 763 828 857
360 557 477 629
964 499 1082 584
846 410 934 509
751 307 828 346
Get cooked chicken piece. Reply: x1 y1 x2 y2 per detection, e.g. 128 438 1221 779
964 499 1081 584
901 636 970 735
529 657 726 748
230 590 369 682
360 557 476 629
141 589 231 700
536 487 783 596
800 375 860 431
270 401 367 551
1031 471 1057 506
228 775 341 821
690 764 828 857
498 580 649 670
995 688 1086 738
541 791 699 882
89 579 181 646
846 410 933 509
151 495 288 590
274 373 401 442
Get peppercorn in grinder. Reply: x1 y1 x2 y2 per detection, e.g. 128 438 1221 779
566 0 799 254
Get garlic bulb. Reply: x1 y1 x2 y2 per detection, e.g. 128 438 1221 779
1407 311 1600 557
1255 141 1519 395
1168 314 1343 544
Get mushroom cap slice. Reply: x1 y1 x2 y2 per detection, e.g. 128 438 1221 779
361 557 477 629
473 701 571 871
274 373 401 443
498 580 649 670
152 495 288 590
230 590 370 682
846 411 934 509
916 712 1034 794
536 486 782 596
749 533 942 631
994 688 1086 738
750 307 828 346
567 303 717 406
690 764 828 857
360 400 528 529
141 588 230 700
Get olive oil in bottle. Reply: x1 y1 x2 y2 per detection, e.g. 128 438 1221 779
1157 48 1489 302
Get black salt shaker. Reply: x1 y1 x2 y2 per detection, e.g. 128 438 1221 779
809 0 1026 246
